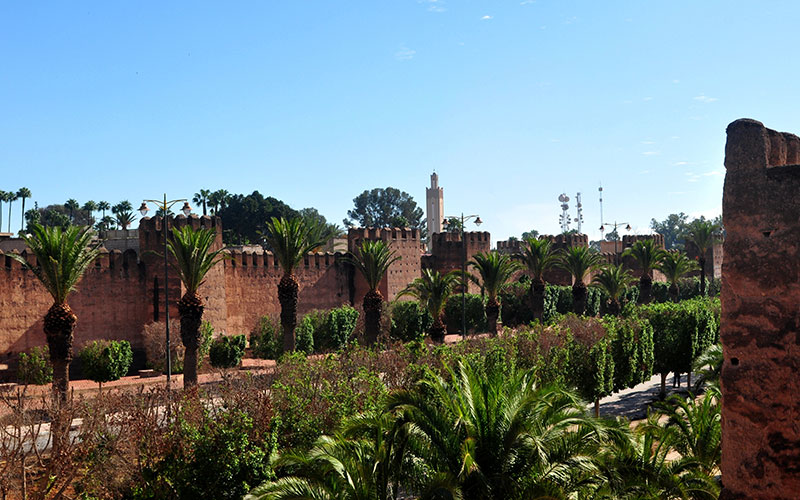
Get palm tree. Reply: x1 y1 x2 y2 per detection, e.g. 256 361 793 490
112 200 135 230
398 269 460 342
558 245 603 315
209 189 230 215
468 251 520 334
193 189 211 216
622 239 666 304
592 264 635 315
64 198 80 223
6 191 18 232
596 421 719 500
692 343 722 392
685 220 719 297
658 252 699 302
262 217 328 352
344 240 400 345
0 190 6 231
97 200 110 220
388 361 613 499
519 237 558 322
82 200 97 227
8 224 100 400
246 411 431 500
649 389 721 477
166 225 227 387
17 187 32 232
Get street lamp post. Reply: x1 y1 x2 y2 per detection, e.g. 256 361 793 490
442 213 482 339
599 221 631 264
139 195 192 392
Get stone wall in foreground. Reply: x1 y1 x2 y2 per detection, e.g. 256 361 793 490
720 118 800 499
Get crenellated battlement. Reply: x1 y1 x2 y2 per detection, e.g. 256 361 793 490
347 227 421 242
430 231 491 244
0 247 142 276
223 249 343 269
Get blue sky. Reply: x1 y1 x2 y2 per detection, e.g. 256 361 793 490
2 1 798 242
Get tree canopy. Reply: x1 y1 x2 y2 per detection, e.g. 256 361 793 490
344 187 425 232
218 191 298 245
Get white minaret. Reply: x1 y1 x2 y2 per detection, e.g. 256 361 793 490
426 172 444 236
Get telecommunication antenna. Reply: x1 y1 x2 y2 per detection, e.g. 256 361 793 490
598 184 604 237
558 193 571 233
574 192 584 233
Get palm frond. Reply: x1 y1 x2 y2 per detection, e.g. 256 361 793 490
166 225 228 293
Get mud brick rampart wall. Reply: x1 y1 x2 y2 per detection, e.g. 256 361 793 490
720 118 800 499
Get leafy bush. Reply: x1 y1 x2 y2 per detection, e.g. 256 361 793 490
498 282 532 328
444 293 487 334
326 305 359 350
17 346 53 385
79 340 133 384
132 409 275 500
561 314 614 405
295 313 318 355
250 315 281 359
391 301 432 342
142 320 184 374
209 334 246 369
604 313 654 392
198 321 214 366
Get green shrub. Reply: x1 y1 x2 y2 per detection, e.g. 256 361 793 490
314 305 358 351
198 321 214 366
639 298 718 380
444 293 487 333
250 315 281 359
560 315 614 405
17 346 53 385
295 313 317 355
209 334 246 369
391 301 433 342
604 313 654 392
79 340 133 384
498 282 532 328
132 409 275 500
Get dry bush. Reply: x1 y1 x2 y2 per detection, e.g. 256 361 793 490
141 320 184 373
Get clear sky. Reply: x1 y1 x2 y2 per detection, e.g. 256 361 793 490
2 1 798 242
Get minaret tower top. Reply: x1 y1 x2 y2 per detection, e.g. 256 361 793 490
426 172 444 237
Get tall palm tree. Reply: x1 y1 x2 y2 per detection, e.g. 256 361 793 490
17 187 32 232
97 200 110 219
519 237 558 322
592 264 635 315
82 200 97 227
622 239 666 304
398 269 460 342
64 198 80 223
558 245 603 315
388 361 613 500
0 190 6 231
658 252 699 302
344 240 400 345
262 217 328 352
468 251 520 334
685 220 719 297
6 191 18 232
193 189 211 216
8 224 100 400
166 225 227 387
209 189 230 215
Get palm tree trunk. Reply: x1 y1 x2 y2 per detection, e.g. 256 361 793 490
594 398 600 418
43 303 76 402
178 291 204 388
532 280 545 322
607 299 621 316
699 257 707 296
660 372 667 400
363 289 383 345
430 315 446 343
572 284 587 315
639 275 653 304
485 298 500 335
20 197 25 232
278 273 299 352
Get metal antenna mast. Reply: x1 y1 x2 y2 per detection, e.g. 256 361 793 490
598 184 604 238
574 192 583 233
